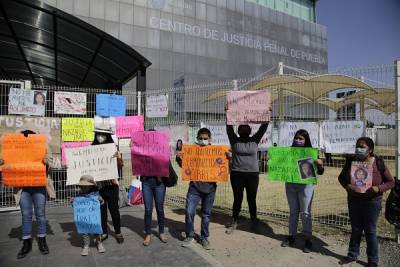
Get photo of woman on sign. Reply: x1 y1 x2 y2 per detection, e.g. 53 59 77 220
297 158 316 179
33 91 46 105
353 167 368 187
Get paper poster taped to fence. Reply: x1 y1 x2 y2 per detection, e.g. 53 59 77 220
62 118 94 142
73 195 102 234
96 94 126 116
226 90 272 125
61 142 91 167
267 147 318 185
130 131 170 177
8 88 47 116
350 161 373 193
319 120 365 154
54 91 87 115
154 125 189 156
146 94 169 118
1 133 47 187
278 121 319 147
0 115 61 168
182 144 230 182
115 116 144 137
65 143 118 185
200 122 230 145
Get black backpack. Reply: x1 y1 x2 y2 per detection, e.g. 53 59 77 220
385 176 400 227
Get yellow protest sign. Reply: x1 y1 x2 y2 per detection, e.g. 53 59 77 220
62 118 94 142
182 144 229 182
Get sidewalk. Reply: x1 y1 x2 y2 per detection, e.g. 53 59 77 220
0 206 219 267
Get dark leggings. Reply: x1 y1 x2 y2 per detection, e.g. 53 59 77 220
99 184 121 234
230 171 259 221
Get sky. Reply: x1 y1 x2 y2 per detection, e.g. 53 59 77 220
316 0 400 70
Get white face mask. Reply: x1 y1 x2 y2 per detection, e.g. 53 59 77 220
197 139 209 146
96 134 107 144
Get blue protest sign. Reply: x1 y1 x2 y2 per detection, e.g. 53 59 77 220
96 94 126 116
73 194 102 234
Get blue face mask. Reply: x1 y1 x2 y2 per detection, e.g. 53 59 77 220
355 147 369 160
293 140 305 147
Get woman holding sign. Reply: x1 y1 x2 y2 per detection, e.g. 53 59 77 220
281 129 324 253
338 137 394 267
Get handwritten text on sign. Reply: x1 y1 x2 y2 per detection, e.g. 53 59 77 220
115 116 144 138
1 134 47 187
73 194 102 234
61 142 91 167
130 131 170 177
96 94 126 116
65 143 118 185
227 90 271 125
182 145 229 182
54 91 87 115
8 88 47 116
146 94 169 118
62 118 94 142
267 147 318 185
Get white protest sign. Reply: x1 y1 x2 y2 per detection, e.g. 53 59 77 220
54 91 87 115
200 122 230 145
146 94 168 118
278 121 319 147
8 88 46 116
319 120 365 153
65 143 118 185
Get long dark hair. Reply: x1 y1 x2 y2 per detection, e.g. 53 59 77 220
91 132 115 145
291 129 312 148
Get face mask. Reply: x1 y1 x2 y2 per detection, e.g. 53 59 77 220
355 147 369 160
96 134 107 144
197 139 209 146
293 140 305 147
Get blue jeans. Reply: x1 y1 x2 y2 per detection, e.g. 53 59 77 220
185 185 216 240
285 183 314 238
142 177 166 235
20 187 47 239
348 200 381 264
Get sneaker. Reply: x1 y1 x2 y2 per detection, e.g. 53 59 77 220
226 220 238 235
201 239 211 250
81 246 90 256
97 242 106 253
281 236 295 247
303 239 312 253
339 256 356 265
181 237 194 248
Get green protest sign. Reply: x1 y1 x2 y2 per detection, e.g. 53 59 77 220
267 147 319 185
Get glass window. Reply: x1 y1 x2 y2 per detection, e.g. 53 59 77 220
207 5 217 23
57 0 73 14
119 23 133 45
160 31 173 50
134 0 147 7
160 51 173 70
173 33 185 53
133 26 147 47
105 21 119 38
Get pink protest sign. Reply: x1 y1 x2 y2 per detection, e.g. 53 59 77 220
115 116 144 137
226 90 272 125
131 131 170 177
61 142 91 166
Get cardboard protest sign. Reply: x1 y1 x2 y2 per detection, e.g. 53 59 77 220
154 125 189 156
115 116 144 137
181 144 230 182
62 118 94 142
54 91 87 115
65 143 118 185
278 121 319 147
96 94 126 116
146 94 169 118
61 142 91 167
226 90 272 125
1 134 47 187
73 195 102 234
267 147 318 185
130 131 170 177
350 161 373 193
320 120 365 153
8 88 47 116
0 116 61 168
200 122 230 145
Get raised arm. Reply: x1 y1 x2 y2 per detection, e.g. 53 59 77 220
252 123 269 144
226 124 238 144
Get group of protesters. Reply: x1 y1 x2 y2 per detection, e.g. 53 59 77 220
0 118 395 267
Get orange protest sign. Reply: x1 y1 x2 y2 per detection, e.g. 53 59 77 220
182 144 229 182
1 133 47 187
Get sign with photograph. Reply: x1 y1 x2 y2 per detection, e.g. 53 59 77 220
350 161 373 193
8 88 46 116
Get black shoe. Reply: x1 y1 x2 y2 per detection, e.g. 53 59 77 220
339 256 356 265
281 236 295 247
250 219 260 232
367 263 377 267
17 238 32 259
303 239 312 253
38 237 49 255
226 220 238 235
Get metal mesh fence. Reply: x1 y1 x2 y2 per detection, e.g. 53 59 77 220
0 63 397 234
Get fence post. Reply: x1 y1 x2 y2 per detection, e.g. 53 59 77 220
395 60 400 244
137 91 142 115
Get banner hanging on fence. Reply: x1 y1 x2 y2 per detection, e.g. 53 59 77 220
130 131 170 177
278 121 319 147
54 91 87 115
200 122 230 145
65 143 118 185
1 133 47 187
267 147 318 185
73 195 102 234
145 94 169 118
350 161 373 193
8 88 47 116
319 120 365 153
226 90 272 125
115 116 144 137
181 144 229 182
61 142 91 167
247 123 273 151
62 118 94 142
96 94 126 116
